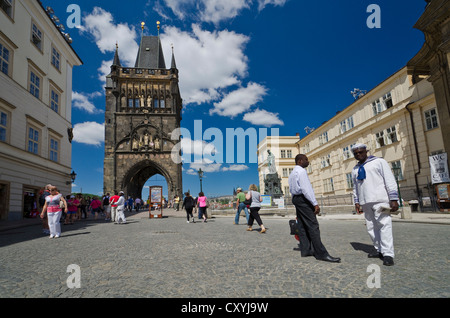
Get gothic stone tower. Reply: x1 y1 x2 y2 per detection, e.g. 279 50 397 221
103 35 182 200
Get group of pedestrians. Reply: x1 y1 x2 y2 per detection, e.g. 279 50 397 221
38 143 398 266
181 192 208 223
234 185 266 233
286 144 398 266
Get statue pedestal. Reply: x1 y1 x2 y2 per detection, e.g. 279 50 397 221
264 173 283 205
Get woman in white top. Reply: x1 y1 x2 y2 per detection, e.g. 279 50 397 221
246 184 266 233
40 186 67 238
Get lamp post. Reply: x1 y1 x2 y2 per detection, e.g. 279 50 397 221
66 170 77 185
198 168 204 193
392 166 403 207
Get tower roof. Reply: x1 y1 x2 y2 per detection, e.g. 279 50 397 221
134 36 166 69
112 43 121 67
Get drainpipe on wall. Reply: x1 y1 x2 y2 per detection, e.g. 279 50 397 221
405 102 423 210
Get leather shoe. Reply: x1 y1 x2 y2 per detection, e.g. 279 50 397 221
368 252 383 259
383 256 394 266
317 255 341 263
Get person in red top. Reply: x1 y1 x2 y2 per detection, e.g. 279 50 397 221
65 195 79 225
90 196 102 220
109 190 120 223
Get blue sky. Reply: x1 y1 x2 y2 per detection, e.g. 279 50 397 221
44 0 427 198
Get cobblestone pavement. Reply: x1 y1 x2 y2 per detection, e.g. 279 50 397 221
0 212 449 299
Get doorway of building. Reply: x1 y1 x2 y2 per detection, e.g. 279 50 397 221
0 182 9 220
23 187 39 218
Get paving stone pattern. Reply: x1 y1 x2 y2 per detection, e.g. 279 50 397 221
0 214 449 298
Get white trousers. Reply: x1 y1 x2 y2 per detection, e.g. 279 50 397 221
362 202 395 258
116 208 126 223
110 206 117 222
47 211 62 236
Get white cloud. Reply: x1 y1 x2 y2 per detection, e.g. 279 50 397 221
81 7 138 66
161 24 249 105
161 0 286 24
243 108 284 127
199 0 251 24
180 137 218 157
210 82 267 117
257 0 288 11
222 164 249 171
72 91 103 114
72 122 105 146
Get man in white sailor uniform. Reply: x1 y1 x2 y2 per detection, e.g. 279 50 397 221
351 144 399 266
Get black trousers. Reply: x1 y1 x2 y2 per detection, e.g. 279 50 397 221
248 207 263 226
292 195 328 258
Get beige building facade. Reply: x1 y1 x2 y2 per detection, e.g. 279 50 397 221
0 0 82 220
258 66 445 211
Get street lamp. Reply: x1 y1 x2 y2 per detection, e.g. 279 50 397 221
67 170 77 185
198 168 204 193
392 166 403 207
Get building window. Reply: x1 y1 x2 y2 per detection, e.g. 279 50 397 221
286 150 292 158
346 173 353 189
386 126 397 144
51 46 60 71
284 186 290 197
127 98 140 108
0 110 7 142
282 168 288 177
391 160 403 181
376 126 398 148
383 92 393 108
50 89 59 113
319 131 328 145
343 145 354 160
0 42 10 76
0 0 13 18
29 70 41 99
425 108 439 130
49 138 59 162
302 143 310 153
375 131 385 148
31 22 43 51
323 178 334 193
154 98 159 108
281 150 286 158
27 126 39 154
372 92 392 116
340 116 354 134
160 98 165 108
320 154 331 168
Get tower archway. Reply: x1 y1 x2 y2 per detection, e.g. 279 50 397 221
121 160 174 201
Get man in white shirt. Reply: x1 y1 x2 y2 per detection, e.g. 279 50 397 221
352 144 398 266
115 191 127 224
288 154 341 263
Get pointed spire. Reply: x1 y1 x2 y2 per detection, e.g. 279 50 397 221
171 44 177 69
112 42 121 67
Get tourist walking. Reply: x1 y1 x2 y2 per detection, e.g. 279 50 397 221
102 193 111 220
245 184 266 233
288 154 341 263
116 191 127 224
234 187 249 225
65 195 78 225
109 190 120 223
40 186 67 238
90 196 102 220
351 144 399 266
196 192 208 222
38 184 52 235
182 192 196 223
